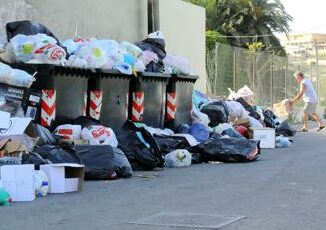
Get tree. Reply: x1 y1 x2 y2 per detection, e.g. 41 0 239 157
206 30 228 50
185 0 293 55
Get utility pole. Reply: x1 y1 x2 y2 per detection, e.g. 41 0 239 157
148 0 160 33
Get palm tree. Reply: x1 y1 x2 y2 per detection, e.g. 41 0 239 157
186 0 293 55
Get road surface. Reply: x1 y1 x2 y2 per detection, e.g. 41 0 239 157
1 131 325 230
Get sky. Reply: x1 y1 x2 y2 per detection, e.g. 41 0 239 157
281 0 326 34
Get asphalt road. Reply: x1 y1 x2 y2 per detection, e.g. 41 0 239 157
1 130 326 230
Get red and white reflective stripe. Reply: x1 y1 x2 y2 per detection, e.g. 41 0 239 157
132 91 144 121
41 89 56 127
125 93 129 120
89 90 102 120
166 92 177 120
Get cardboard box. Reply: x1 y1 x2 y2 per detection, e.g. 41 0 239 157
251 128 276 149
0 117 37 138
0 164 35 202
273 100 293 118
0 135 38 156
40 164 85 193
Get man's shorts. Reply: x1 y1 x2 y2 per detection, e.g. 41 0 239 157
303 102 317 114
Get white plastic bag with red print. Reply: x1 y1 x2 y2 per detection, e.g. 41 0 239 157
81 126 118 147
54 125 82 140
32 43 66 64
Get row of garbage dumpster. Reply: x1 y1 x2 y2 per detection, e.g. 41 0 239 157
7 63 198 130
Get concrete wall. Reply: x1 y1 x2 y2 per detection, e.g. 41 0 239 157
0 0 207 92
159 0 207 92
0 0 148 42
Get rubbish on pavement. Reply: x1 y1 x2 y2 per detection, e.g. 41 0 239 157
32 144 82 164
165 149 192 168
236 97 261 120
54 124 82 141
0 117 37 138
234 126 250 139
225 100 249 121
233 118 250 129
34 170 49 197
40 163 85 193
276 136 292 148
200 100 229 127
276 120 297 137
0 134 37 156
193 133 260 163
116 121 164 171
0 187 12 206
189 123 209 143
191 109 210 127
0 164 35 201
81 126 118 147
251 128 276 149
75 145 132 180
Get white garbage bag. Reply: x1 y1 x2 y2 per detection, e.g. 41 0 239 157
236 85 254 102
81 126 118 147
225 100 249 120
120 41 143 58
165 149 192 168
0 62 35 88
248 116 263 128
191 109 210 127
163 55 192 75
54 124 82 140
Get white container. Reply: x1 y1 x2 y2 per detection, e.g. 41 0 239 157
251 128 276 149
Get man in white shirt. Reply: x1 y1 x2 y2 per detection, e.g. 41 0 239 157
291 71 324 132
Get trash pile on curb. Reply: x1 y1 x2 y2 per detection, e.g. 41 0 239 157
0 21 296 205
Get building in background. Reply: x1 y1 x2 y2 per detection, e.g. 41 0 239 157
286 33 326 57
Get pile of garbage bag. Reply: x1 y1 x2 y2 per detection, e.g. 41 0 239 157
0 20 298 205
0 20 194 76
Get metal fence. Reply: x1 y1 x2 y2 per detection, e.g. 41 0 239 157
207 43 325 108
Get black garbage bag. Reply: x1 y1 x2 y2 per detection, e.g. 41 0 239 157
200 100 229 127
75 145 132 180
73 116 105 128
31 145 82 164
6 20 60 42
276 120 297 137
116 121 164 170
135 37 166 72
236 97 261 120
153 135 191 155
192 133 260 163
263 110 279 128
22 152 49 169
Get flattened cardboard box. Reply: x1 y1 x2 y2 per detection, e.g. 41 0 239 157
0 117 37 138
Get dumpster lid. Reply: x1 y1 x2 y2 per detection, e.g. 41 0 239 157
138 72 171 79
172 74 199 82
